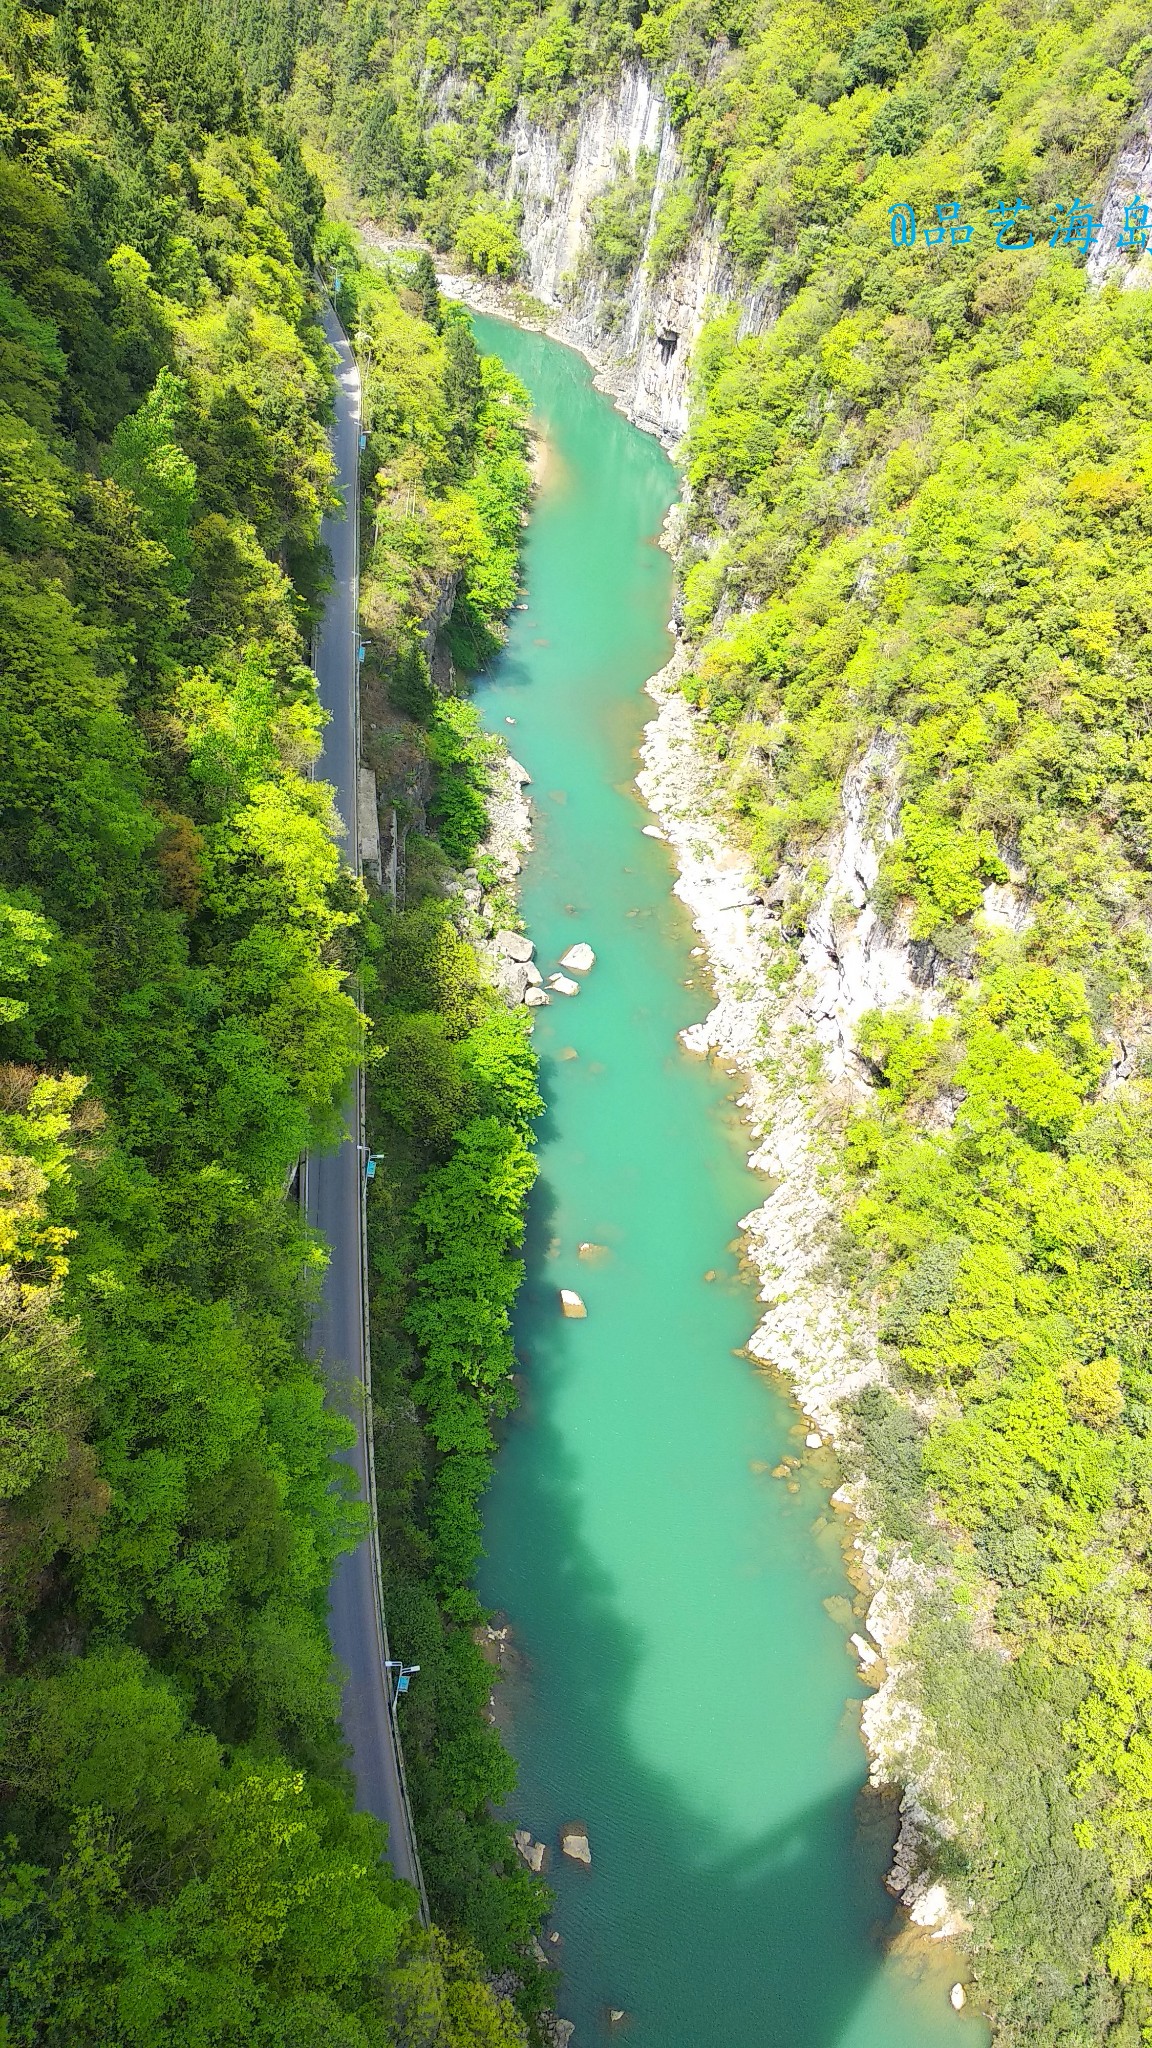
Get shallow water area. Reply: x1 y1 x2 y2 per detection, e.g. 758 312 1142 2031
470 312 988 2048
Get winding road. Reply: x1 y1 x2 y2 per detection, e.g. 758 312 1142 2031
304 302 427 1908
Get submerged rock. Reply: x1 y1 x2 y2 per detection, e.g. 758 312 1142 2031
560 941 596 972
560 1290 587 1319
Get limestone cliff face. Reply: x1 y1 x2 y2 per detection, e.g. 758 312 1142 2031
1087 92 1152 289
447 66 770 446
507 67 760 444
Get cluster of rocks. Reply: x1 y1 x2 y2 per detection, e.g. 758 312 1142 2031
493 926 550 1008
637 642 985 1981
514 1821 594 1871
513 1828 547 1873
487 930 600 1011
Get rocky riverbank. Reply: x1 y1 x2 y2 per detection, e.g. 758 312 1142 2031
635 638 976 1961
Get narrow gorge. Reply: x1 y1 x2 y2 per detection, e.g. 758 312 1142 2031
467 309 986 2045
6 0 1152 2042
362 31 1152 2038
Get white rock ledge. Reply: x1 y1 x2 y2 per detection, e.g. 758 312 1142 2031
635 638 975 1960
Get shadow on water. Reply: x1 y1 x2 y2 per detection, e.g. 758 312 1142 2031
485 1177 895 2048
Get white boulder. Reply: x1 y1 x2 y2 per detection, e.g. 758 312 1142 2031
495 929 535 962
560 1824 592 1864
560 1290 587 1319
497 961 531 1005
548 974 580 996
559 942 596 973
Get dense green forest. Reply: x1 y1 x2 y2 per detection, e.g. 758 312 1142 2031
14 0 1152 2033
0 1 537 2039
161 0 1152 2041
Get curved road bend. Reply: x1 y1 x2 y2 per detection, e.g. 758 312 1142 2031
304 303 426 1903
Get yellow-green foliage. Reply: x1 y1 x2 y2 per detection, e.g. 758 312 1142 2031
640 5 1152 2027
329 232 530 662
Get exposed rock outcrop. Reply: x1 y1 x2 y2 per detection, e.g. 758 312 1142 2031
1088 92 1152 289
429 66 770 447
635 645 978 1943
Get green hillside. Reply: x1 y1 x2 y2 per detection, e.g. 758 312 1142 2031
0 3 534 2039
11 0 1152 2038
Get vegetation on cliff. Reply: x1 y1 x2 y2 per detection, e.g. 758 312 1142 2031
0 2 531 2038
668 14 1152 2042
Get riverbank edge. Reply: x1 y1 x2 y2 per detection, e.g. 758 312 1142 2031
337 247 568 2043
358 232 685 456
428 262 982 2000
634 638 975 1963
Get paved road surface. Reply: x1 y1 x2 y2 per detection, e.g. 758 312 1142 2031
304 302 426 1905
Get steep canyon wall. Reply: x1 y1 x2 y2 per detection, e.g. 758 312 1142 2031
441 65 771 444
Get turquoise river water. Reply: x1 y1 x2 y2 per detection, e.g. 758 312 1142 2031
470 313 989 2048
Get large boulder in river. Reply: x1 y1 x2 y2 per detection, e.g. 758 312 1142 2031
560 1823 592 1865
559 942 595 973
559 1289 587 1319
495 929 534 962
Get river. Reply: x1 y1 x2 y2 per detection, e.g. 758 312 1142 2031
469 312 988 2048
